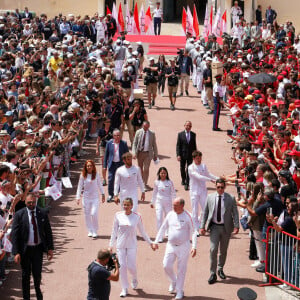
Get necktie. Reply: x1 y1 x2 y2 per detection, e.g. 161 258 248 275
141 131 146 151
186 132 190 143
217 195 222 222
31 210 38 244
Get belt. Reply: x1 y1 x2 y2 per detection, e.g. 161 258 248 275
211 222 224 226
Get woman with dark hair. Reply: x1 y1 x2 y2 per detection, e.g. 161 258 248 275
157 54 167 96
150 167 176 240
76 160 105 238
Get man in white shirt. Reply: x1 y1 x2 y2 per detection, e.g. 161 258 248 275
153 197 197 300
231 1 242 27
153 2 163 35
114 152 145 212
212 74 225 131
200 179 239 284
95 14 107 43
188 151 218 230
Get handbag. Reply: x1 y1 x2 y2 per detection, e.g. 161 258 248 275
240 215 249 231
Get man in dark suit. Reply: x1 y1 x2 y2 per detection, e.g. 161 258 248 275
177 50 193 96
11 193 54 300
22 7 33 22
200 179 239 284
103 128 129 202
176 121 197 190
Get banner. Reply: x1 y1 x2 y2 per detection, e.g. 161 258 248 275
133 3 141 34
118 3 125 32
139 4 146 34
112 2 119 32
193 4 199 37
126 5 133 34
212 7 221 37
145 6 154 35
182 7 187 35
106 6 112 15
203 4 209 37
209 5 213 36
186 5 194 36
221 10 227 35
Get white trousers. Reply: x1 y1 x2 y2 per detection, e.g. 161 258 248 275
117 247 137 289
201 87 207 105
253 230 265 262
83 200 99 234
163 241 190 294
155 199 172 231
192 64 197 86
190 193 207 229
115 60 124 80
196 72 203 92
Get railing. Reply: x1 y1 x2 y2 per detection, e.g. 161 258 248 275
260 226 300 290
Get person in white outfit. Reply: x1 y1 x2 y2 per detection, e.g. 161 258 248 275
151 167 176 241
188 151 218 230
95 14 107 43
76 160 105 238
109 198 156 297
114 152 145 212
153 197 197 300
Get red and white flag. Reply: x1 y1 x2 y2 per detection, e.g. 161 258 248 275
133 3 141 34
208 5 213 36
145 6 154 35
182 7 187 35
221 10 227 35
203 4 209 37
193 4 199 37
106 6 112 15
186 5 195 36
112 2 119 32
126 5 133 34
139 4 146 34
118 3 125 32
212 7 221 37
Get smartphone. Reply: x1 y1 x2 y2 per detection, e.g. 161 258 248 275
8 214 12 220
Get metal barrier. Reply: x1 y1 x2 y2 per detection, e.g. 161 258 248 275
260 226 300 290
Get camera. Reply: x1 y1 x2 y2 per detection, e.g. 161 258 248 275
106 253 120 271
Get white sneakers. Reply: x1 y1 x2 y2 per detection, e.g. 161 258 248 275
251 260 261 268
88 232 93 237
168 282 176 294
92 233 98 239
175 291 184 299
120 288 128 297
131 279 138 289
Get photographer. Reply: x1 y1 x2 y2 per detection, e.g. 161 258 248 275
143 57 158 109
87 248 119 300
165 58 181 111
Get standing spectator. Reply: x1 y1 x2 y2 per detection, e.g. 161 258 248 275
132 121 158 190
153 2 163 36
157 54 167 97
109 198 155 297
202 57 214 113
265 6 277 25
176 121 197 191
103 129 128 203
114 152 145 212
151 167 176 241
200 179 239 284
95 14 106 43
129 99 148 133
153 197 197 300
188 151 218 230
165 58 181 111
177 50 193 97
11 193 54 300
231 1 243 27
76 160 105 238
87 248 119 300
256 5 262 26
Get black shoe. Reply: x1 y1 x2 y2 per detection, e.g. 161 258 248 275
184 184 189 191
180 92 183 97
181 181 185 186
213 128 222 131
256 265 265 273
107 196 113 203
208 273 217 284
217 270 226 279
152 100 155 106
185 90 189 96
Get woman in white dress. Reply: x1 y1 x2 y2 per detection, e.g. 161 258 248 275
76 160 105 238
109 198 155 297
150 167 176 241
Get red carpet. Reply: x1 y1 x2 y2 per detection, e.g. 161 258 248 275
113 34 223 56
113 35 186 56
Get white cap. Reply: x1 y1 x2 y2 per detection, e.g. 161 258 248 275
136 41 142 45
71 102 80 109
149 57 155 61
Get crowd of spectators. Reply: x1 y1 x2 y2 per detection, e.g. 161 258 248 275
0 3 299 294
